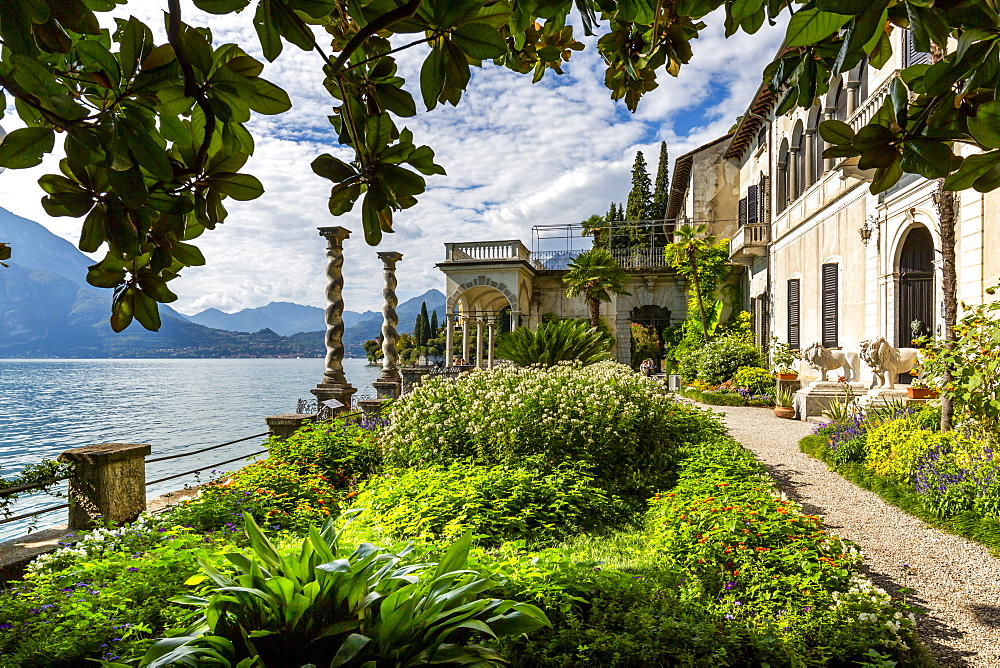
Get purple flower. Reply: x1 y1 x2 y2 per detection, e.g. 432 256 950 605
724 582 736 590
127 567 140 572
156 528 167 533
734 601 742 606
0 623 12 630
725 614 735 620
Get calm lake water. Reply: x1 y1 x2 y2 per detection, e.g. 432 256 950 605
0 358 381 540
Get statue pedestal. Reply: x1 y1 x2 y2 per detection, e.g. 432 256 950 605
373 379 401 400
857 388 909 411
311 383 357 413
794 382 865 421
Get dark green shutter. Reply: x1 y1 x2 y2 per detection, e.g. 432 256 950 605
787 278 800 350
821 263 838 348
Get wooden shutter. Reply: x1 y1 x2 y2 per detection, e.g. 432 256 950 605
759 176 769 224
821 263 838 348
747 185 758 225
905 31 930 67
787 279 800 350
738 196 747 226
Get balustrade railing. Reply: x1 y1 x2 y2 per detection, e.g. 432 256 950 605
531 246 671 270
729 223 770 258
848 72 899 132
444 241 530 261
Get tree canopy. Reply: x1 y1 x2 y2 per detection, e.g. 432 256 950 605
0 0 996 331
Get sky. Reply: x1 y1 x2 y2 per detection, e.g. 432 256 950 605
0 2 785 316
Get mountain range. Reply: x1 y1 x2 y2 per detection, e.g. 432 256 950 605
0 207 443 358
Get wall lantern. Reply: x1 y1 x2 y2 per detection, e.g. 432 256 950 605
859 216 878 246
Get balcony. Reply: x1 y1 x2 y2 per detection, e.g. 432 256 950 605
530 246 672 271
443 241 531 262
729 224 770 264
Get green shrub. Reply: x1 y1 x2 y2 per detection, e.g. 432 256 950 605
0 518 242 666
384 361 724 499
495 319 612 367
145 519 550 667
695 336 765 385
679 386 747 406
865 419 982 483
266 420 381 481
357 459 628 544
733 366 775 395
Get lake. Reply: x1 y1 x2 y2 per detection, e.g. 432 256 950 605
0 357 382 540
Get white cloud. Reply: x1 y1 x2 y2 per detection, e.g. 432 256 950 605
0 2 783 315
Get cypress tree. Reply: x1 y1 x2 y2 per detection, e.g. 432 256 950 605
413 312 426 347
605 201 617 222
430 310 438 334
650 141 670 245
417 301 430 346
651 141 670 220
625 151 652 221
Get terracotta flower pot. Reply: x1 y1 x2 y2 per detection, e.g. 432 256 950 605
776 373 798 381
907 387 939 399
773 406 795 419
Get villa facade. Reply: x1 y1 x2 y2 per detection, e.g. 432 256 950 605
437 29 999 380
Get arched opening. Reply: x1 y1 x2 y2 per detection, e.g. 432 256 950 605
896 225 935 348
777 139 790 212
808 107 824 186
630 305 671 371
833 80 848 121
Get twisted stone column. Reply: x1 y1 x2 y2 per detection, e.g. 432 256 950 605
312 227 356 410
375 251 403 399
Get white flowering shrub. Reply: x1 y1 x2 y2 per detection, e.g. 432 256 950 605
384 361 725 498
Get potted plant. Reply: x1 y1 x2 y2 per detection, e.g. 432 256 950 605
907 378 939 399
774 385 796 419
771 338 798 380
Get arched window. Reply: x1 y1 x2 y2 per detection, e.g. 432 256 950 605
857 59 869 104
897 226 935 347
791 121 804 200
777 139 789 212
833 81 848 121
809 107 824 185
796 126 807 197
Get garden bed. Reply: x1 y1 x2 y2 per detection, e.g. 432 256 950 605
678 386 773 407
0 362 928 667
801 407 1000 557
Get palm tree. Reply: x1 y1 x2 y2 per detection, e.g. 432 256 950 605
563 248 630 328
667 223 716 344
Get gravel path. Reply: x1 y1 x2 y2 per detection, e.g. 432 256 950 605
699 402 1000 667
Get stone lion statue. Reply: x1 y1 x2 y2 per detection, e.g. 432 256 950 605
801 342 860 382
859 336 923 390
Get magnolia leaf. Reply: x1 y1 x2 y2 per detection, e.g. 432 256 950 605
206 172 265 200
312 154 356 182
784 9 851 48
943 151 1000 191
452 23 507 60
246 77 292 115
870 157 903 194
193 0 252 13
0 127 54 169
818 120 855 145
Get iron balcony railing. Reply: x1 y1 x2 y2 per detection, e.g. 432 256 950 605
531 246 672 271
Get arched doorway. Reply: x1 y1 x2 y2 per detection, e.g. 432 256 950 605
897 226 934 348
631 305 671 371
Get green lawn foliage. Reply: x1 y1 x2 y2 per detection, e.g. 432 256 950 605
0 363 928 666
676 334 766 385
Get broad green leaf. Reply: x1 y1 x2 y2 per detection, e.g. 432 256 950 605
171 241 206 266
943 152 1000 190
312 154 356 182
0 127 55 169
784 9 851 48
141 44 177 70
900 139 951 179
76 39 122 85
49 0 100 35
973 162 1000 192
970 101 1000 149
194 0 252 13
868 29 892 69
366 113 394 151
817 0 868 15
246 77 292 114
433 532 472 580
111 287 135 332
133 287 162 330
852 124 895 151
731 0 764 23
287 0 337 18
254 0 283 62
42 192 95 218
80 206 105 252
420 48 446 111
184 574 208 586
452 23 507 60
870 156 903 194
206 172 264 200
818 120 855 145
361 191 383 245
224 55 264 78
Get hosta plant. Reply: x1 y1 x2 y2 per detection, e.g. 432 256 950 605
141 513 549 667
495 319 612 367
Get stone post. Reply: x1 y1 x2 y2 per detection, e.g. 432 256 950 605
445 313 454 366
476 320 484 369
461 316 471 363
509 310 520 331
788 145 800 200
312 227 357 411
487 322 495 368
59 443 151 529
374 251 403 400
846 80 860 115
265 413 315 440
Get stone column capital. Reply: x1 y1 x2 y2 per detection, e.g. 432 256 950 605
318 226 351 248
377 251 404 267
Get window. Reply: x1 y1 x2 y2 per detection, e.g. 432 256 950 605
834 82 848 121
821 263 839 348
758 175 770 224
795 131 807 198
777 140 790 212
904 30 931 67
787 278 800 350
738 196 747 226
747 184 758 225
